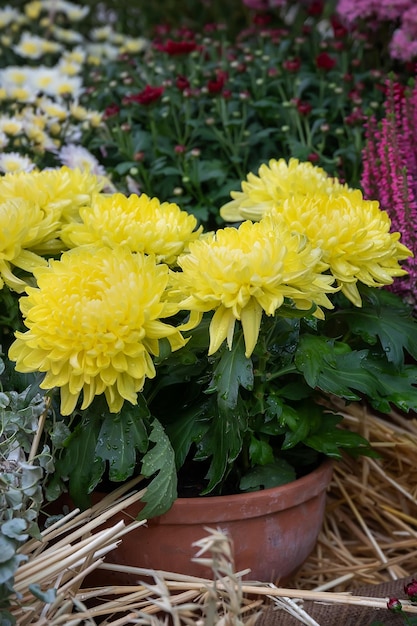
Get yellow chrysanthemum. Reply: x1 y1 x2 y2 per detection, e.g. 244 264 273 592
220 157 346 222
175 217 336 358
61 192 203 265
8 246 186 415
0 167 107 254
0 198 48 292
266 190 412 306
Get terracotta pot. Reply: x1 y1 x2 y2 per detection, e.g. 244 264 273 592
91 458 333 585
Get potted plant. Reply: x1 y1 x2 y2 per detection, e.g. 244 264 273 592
2 155 417 582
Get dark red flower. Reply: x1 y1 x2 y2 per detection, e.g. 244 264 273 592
344 107 365 126
308 152 320 164
123 85 164 106
155 39 199 55
307 1 323 16
103 103 120 119
404 579 417 602
296 100 312 116
176 75 190 91
387 598 402 613
330 16 348 39
253 13 273 26
282 57 301 72
316 52 336 71
207 70 228 94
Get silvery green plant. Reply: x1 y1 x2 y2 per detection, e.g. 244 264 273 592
0 355 56 624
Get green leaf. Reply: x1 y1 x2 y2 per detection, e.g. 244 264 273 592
29 584 57 603
0 537 15 563
1 519 28 542
55 417 101 510
0 610 15 626
93 399 150 483
239 459 296 492
295 335 371 400
0 556 21 584
113 161 140 175
304 413 376 459
334 290 417 366
249 435 274 465
164 400 211 469
200 399 247 494
211 333 253 411
138 419 177 519
363 358 417 413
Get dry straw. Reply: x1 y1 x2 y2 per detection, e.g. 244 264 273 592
9 401 417 624
296 399 417 593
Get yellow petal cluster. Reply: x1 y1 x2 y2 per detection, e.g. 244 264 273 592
0 198 48 291
0 166 106 253
266 189 412 306
61 192 202 265
220 157 346 222
8 246 186 415
175 217 336 357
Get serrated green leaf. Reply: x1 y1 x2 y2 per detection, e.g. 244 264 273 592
211 333 253 411
55 417 101 510
93 400 149 483
363 358 417 413
335 296 417 366
138 419 177 519
296 335 372 400
164 400 211 469
201 400 246 494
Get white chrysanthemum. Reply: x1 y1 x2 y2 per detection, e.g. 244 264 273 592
37 97 69 122
119 36 148 54
85 42 120 62
41 0 89 20
27 67 63 95
13 33 62 60
0 130 8 149
0 5 21 28
90 25 114 41
0 116 23 136
51 25 84 44
62 47 86 65
59 144 106 177
0 152 36 174
0 66 31 89
48 75 83 100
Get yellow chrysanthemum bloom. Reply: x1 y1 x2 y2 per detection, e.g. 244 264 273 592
0 199 49 292
9 246 187 415
0 167 107 252
220 158 346 222
61 193 203 266
266 190 412 306
175 217 336 358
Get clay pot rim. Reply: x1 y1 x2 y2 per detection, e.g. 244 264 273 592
149 457 333 524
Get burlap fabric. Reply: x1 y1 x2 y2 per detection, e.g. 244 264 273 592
256 577 414 625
